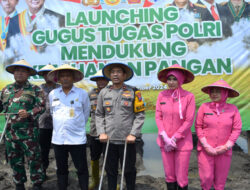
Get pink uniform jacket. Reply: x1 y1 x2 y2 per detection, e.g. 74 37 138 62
156 88 196 151
195 102 242 151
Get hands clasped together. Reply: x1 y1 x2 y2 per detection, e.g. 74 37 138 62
160 131 177 152
200 137 234 156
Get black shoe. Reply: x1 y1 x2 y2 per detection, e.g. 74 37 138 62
32 183 43 190
166 182 177 190
16 184 25 190
177 184 188 190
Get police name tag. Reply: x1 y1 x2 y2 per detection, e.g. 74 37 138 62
204 113 213 115
69 108 75 117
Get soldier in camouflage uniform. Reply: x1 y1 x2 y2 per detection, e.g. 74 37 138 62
0 60 45 190
88 70 109 190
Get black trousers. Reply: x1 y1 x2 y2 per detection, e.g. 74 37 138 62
89 136 104 161
105 143 136 190
39 128 53 170
53 144 89 190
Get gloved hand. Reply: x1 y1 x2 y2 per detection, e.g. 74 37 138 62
215 145 227 154
160 131 177 152
200 137 217 156
160 131 171 145
170 136 177 149
164 144 174 152
216 140 234 155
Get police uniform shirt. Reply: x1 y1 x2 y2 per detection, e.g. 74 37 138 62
95 84 145 143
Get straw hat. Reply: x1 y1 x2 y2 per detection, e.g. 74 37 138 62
157 64 194 84
5 59 37 76
201 79 240 97
48 64 84 83
102 62 134 81
37 64 56 76
90 70 109 81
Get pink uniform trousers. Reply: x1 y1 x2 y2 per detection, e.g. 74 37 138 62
161 148 191 188
198 149 232 190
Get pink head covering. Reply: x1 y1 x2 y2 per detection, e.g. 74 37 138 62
166 70 185 86
202 79 240 115
210 88 229 115
166 70 185 119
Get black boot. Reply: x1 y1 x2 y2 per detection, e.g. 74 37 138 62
32 183 43 190
57 174 68 190
177 184 188 190
166 182 177 190
16 184 25 190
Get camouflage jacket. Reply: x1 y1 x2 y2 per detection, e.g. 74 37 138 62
0 81 45 141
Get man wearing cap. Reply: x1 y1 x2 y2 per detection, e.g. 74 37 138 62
88 69 109 190
0 0 19 51
195 79 242 190
0 59 45 190
48 64 90 190
95 62 145 190
37 64 60 179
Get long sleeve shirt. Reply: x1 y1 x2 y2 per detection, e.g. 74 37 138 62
95 84 145 142
195 102 242 150
0 81 45 141
155 89 196 151
49 86 90 145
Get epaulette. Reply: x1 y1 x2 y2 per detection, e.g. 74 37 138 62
220 2 228 6
194 3 207 8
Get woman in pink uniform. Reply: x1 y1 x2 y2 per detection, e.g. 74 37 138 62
195 79 242 190
156 64 196 190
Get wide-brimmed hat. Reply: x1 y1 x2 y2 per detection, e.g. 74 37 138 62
102 62 134 81
48 64 84 83
157 64 194 84
5 59 37 76
37 64 56 76
201 79 240 97
90 70 109 81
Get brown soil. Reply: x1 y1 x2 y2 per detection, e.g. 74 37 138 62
0 141 249 190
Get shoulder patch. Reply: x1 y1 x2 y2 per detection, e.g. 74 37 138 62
194 3 207 8
220 2 228 6
134 90 145 113
90 93 97 97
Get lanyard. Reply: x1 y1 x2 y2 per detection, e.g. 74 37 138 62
1 10 17 40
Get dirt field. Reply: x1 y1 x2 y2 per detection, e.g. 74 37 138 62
0 137 249 190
